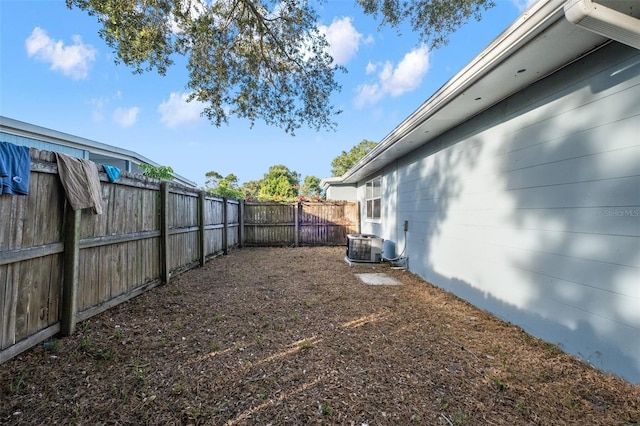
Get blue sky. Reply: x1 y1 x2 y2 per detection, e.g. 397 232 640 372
0 0 533 187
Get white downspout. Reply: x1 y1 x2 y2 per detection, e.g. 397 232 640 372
564 0 640 49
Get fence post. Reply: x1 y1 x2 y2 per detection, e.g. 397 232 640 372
160 182 170 283
239 200 245 248
294 202 300 247
60 205 80 336
199 191 206 266
222 197 228 255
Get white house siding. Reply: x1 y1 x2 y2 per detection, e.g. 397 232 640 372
372 43 639 382
0 131 85 158
326 184 357 201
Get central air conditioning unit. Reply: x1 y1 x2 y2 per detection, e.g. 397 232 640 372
346 234 383 263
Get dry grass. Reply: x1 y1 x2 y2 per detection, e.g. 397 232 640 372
1 246 638 425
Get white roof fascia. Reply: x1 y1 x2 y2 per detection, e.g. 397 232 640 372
319 176 352 190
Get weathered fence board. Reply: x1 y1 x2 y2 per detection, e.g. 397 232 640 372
1 264 18 348
299 202 359 245
243 203 295 246
0 148 356 364
0 151 238 363
243 201 358 246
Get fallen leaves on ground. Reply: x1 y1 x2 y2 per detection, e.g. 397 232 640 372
1 247 638 425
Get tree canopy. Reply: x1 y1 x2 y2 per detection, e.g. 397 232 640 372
139 163 174 180
203 167 325 201
300 175 323 198
66 0 494 134
204 171 245 199
331 139 378 177
67 0 341 134
359 0 493 48
241 180 262 200
258 164 300 199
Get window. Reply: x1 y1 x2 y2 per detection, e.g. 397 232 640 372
365 177 381 220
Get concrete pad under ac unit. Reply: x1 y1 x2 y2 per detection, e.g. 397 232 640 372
355 273 402 286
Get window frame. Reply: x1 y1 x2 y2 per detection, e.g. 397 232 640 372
364 176 382 222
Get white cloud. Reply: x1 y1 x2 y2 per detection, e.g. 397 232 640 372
510 0 537 12
365 61 377 75
384 46 430 96
353 83 385 109
158 92 206 128
354 45 430 108
90 90 123 123
89 97 108 123
25 27 96 80
113 107 140 127
319 17 363 65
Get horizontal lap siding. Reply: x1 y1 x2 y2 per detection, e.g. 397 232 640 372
391 44 640 381
0 133 85 158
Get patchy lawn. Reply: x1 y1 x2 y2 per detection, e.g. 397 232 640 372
1 247 638 425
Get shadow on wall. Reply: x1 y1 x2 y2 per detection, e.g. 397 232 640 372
399 128 485 248
507 48 640 382
406 43 640 383
428 273 640 382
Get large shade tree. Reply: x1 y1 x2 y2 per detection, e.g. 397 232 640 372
258 164 300 199
66 0 494 134
241 179 262 199
331 139 377 177
300 175 323 198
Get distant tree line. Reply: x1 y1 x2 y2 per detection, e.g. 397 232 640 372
204 165 322 201
204 139 377 201
141 139 377 201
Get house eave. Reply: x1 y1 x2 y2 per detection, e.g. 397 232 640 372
320 176 346 190
338 0 626 185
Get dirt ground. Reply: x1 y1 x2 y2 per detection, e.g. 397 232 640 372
1 246 638 425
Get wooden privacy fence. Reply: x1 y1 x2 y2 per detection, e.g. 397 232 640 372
243 201 359 247
0 149 239 364
0 149 358 364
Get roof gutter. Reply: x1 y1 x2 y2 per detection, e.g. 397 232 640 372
564 0 640 49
